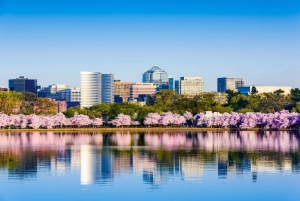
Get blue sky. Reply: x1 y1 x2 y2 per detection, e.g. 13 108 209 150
0 0 299 91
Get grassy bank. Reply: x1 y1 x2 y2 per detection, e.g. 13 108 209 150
0 127 299 133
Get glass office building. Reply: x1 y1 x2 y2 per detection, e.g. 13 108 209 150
142 66 169 91
9 76 37 95
168 76 174 90
101 74 114 103
217 77 245 93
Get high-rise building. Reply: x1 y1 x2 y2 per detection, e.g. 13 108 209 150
80 72 101 108
217 77 245 92
101 74 114 103
9 76 37 95
175 80 180 94
168 76 174 90
130 83 156 100
177 77 204 96
142 66 169 91
114 80 131 102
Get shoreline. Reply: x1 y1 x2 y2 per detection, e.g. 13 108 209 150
0 127 299 132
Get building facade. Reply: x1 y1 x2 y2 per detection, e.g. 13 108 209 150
114 80 131 102
178 77 204 96
168 76 174 90
9 76 37 95
130 83 156 99
217 77 245 93
175 80 180 94
101 74 114 103
238 85 292 96
57 88 81 102
0 87 9 92
142 66 169 91
80 72 101 108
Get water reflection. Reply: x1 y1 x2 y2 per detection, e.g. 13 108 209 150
0 131 299 186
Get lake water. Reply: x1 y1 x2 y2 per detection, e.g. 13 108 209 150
0 131 299 201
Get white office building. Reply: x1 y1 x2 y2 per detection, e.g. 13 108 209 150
80 72 101 108
58 88 81 102
178 76 204 96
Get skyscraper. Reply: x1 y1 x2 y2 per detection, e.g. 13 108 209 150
168 76 174 90
80 72 101 108
9 76 37 95
142 66 169 91
101 74 114 103
217 77 245 92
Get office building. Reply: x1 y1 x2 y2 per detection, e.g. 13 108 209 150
177 77 204 96
238 85 292 96
175 80 180 94
57 88 81 102
101 74 114 103
168 76 174 90
142 66 169 91
9 76 37 95
0 87 9 92
114 80 131 102
130 83 156 99
80 72 101 108
38 84 70 98
217 77 245 92
57 88 81 108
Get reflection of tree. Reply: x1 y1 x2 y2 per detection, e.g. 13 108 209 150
0 131 299 184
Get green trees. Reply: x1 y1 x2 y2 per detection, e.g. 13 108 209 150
20 92 37 115
0 91 22 115
0 91 57 115
34 98 57 115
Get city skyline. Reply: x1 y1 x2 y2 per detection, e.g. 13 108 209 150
0 0 299 91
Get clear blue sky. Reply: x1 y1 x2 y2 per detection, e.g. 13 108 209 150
0 0 299 91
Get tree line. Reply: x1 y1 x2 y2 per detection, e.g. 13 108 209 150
0 91 57 115
1 88 300 123
64 88 300 122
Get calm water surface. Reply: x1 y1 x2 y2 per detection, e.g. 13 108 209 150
0 131 299 201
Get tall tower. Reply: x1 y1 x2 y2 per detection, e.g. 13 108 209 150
142 66 169 92
101 74 114 103
80 72 101 108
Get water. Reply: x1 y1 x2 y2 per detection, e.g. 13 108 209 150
0 131 299 201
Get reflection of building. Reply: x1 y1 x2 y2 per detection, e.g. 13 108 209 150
9 76 38 95
8 152 38 180
217 77 244 92
218 152 228 179
81 145 95 185
180 156 204 181
142 66 169 91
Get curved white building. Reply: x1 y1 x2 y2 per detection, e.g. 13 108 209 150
80 72 101 108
